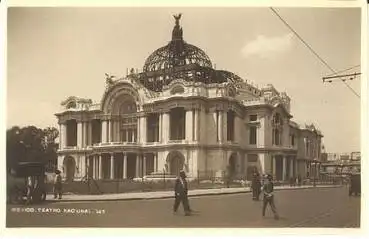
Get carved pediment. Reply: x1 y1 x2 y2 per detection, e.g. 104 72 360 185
61 96 93 110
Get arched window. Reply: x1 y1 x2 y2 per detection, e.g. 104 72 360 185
119 101 136 115
119 100 137 143
171 86 185 95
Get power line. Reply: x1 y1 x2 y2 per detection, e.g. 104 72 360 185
269 7 360 99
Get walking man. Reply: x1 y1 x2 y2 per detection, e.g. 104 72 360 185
251 172 261 200
173 170 191 216
262 174 279 220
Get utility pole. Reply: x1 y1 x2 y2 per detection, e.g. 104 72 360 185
322 72 361 83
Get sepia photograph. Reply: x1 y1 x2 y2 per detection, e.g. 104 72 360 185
3 1 365 232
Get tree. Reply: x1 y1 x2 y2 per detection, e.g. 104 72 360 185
6 125 59 172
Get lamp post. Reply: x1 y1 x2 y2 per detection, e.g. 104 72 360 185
312 159 317 187
340 163 344 185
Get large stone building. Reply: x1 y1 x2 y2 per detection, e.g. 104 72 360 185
55 15 323 182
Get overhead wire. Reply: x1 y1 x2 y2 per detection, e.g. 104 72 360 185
269 7 360 99
325 64 361 77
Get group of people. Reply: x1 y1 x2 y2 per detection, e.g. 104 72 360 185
173 170 279 220
25 169 63 203
251 172 279 220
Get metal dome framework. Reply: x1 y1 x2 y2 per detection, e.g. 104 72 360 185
143 41 213 72
135 14 246 92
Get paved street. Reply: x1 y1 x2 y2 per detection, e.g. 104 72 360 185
6 187 360 228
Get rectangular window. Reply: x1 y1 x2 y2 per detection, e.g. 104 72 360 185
249 114 257 121
128 130 133 142
247 154 258 162
291 135 295 146
249 126 257 145
227 111 235 141
122 129 127 142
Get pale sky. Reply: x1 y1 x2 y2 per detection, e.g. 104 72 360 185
6 7 361 153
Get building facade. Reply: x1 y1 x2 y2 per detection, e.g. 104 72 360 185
55 15 323 182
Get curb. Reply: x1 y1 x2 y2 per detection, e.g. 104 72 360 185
44 185 343 203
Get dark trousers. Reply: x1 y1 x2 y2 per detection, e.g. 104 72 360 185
53 185 62 199
173 194 190 213
262 195 278 217
252 187 260 200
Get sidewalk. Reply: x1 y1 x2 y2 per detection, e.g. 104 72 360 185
46 184 341 202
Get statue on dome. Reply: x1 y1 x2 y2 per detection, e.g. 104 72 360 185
172 14 183 41
173 13 182 26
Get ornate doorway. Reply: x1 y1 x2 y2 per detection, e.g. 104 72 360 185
166 151 185 176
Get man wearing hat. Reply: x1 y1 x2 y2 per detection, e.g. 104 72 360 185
173 170 191 216
262 174 279 220
53 169 62 199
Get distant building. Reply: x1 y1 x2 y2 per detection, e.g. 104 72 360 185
351 152 361 161
55 15 323 182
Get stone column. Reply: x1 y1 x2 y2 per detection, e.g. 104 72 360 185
283 156 287 181
185 110 193 142
109 120 114 142
162 112 170 143
101 120 107 143
223 111 228 142
123 153 127 179
61 123 67 149
154 154 158 172
141 116 147 143
137 117 141 143
88 121 92 145
135 154 141 178
289 157 293 178
295 158 298 177
213 111 218 142
106 120 110 143
86 156 90 177
110 154 114 179
58 124 62 150
143 155 147 176
194 109 199 141
77 121 83 148
272 155 276 178
98 154 103 180
83 121 88 147
159 113 162 142
218 111 223 143
258 116 265 147
92 155 96 179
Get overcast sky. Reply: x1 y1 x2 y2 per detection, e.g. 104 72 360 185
7 7 361 153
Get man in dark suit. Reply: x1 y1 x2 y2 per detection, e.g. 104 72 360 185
173 170 191 216
251 172 262 200
262 174 279 220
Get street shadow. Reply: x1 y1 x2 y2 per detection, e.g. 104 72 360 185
173 210 200 217
263 216 287 221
